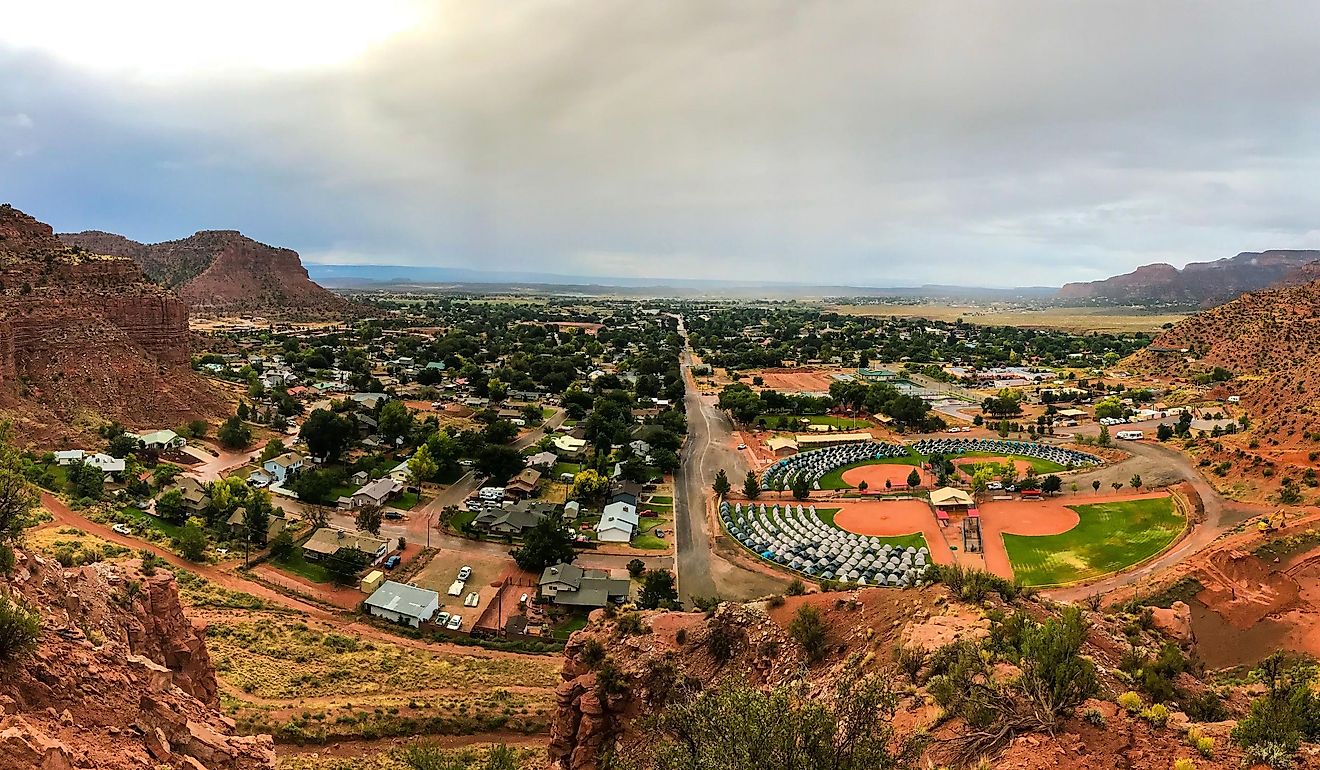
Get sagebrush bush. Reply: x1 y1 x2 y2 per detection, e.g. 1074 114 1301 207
0 595 41 663
1118 691 1144 713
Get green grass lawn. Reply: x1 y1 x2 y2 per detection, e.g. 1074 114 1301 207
552 462 583 479
38 462 69 492
631 525 670 550
120 506 186 540
817 451 924 490
1003 497 1184 587
450 508 477 531
271 539 333 583
954 452 1067 475
392 491 422 510
648 495 673 505
327 484 358 501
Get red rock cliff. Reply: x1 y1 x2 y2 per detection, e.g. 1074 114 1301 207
1 549 275 770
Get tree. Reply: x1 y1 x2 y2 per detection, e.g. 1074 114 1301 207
155 489 187 524
218 416 252 449
242 498 272 546
1111 481 1124 492
407 444 439 486
638 568 680 609
570 469 609 504
301 409 354 462
1096 425 1111 447
187 419 210 439
378 400 414 445
268 529 295 560
906 468 921 489
1092 480 1102 493
857 480 869 493
621 668 922 770
0 438 38 545
789 605 829 663
324 546 373 585
175 523 208 561
627 558 647 579
477 444 525 482
66 461 104 501
712 469 731 497
259 438 287 463
742 471 761 500
355 504 384 536
971 467 995 497
791 474 810 500
1130 474 1143 490
1156 423 1174 442
512 516 577 573
1041 475 1063 494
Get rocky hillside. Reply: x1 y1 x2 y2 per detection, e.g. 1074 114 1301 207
1126 277 1320 440
59 229 350 318
549 587 1261 770
1 548 274 770
1057 249 1320 307
0 205 227 443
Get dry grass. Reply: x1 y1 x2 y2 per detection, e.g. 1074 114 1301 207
207 618 560 699
828 303 1187 333
275 744 543 770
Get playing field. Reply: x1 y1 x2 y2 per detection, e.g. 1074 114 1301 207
818 452 924 490
1001 496 1184 586
952 453 1067 476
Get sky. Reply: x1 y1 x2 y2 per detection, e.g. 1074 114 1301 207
5 1 1320 287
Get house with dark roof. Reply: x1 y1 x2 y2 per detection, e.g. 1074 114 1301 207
538 563 630 607
474 501 558 536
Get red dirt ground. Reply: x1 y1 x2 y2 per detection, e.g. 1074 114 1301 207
754 369 845 393
842 464 936 490
830 500 953 565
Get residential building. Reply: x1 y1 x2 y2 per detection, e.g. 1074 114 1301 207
301 527 390 565
175 477 211 514
595 501 638 543
475 500 557 536
504 468 542 500
136 429 185 451
552 435 588 458
527 451 558 469
538 563 630 607
364 580 440 628
347 477 402 509
262 452 304 484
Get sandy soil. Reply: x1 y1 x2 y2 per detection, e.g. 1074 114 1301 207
752 368 849 393
841 464 935 490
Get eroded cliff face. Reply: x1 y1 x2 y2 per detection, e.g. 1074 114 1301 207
1 549 275 770
0 205 225 442
60 228 351 318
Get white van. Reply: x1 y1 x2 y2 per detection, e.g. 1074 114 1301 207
1116 430 1144 441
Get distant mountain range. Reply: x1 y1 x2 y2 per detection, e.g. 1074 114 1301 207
304 263 1057 299
1057 250 1320 307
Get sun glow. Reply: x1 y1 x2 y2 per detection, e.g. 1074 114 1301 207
0 1 427 79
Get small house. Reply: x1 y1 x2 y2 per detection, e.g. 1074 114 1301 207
363 580 440 628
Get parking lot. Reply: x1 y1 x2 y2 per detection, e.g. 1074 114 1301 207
410 548 516 633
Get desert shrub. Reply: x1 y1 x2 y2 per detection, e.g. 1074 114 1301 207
0 544 13 576
1141 703 1171 727
785 578 806 596
0 596 41 663
896 645 926 683
1183 690 1229 722
1082 707 1106 728
616 613 648 637
766 594 785 608
1231 653 1320 766
578 639 607 668
1118 691 1144 713
1172 759 1195 770
788 605 828 663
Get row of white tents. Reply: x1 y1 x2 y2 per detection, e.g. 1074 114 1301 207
720 500 931 587
760 441 908 490
910 438 1100 468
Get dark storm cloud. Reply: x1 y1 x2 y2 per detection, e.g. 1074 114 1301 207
4 1 1320 286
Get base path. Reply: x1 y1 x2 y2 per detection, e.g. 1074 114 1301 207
830 499 954 566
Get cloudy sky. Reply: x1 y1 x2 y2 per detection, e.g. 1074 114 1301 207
4 1 1320 287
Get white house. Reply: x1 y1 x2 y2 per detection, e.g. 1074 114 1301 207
53 450 86 466
553 435 588 458
85 453 125 475
136 430 185 451
262 452 304 484
595 501 639 543
363 581 440 628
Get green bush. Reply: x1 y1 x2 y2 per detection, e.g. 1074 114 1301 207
0 596 41 663
788 605 828 663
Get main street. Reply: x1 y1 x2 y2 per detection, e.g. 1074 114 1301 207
672 317 784 604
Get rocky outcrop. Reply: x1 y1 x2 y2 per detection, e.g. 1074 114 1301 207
1 549 275 770
0 205 226 443
1058 250 1320 307
60 228 351 318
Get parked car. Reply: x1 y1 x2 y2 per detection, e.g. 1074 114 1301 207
383 510 404 520
435 611 450 627
446 614 463 630
987 482 1003 491
736 443 747 450
457 565 472 581
384 555 401 570
111 523 132 535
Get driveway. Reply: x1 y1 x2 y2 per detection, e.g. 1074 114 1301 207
513 407 567 450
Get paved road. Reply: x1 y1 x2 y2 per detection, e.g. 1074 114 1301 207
1046 439 1261 602
513 407 567 450
673 318 777 604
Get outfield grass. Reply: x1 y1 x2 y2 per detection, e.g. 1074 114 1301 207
953 452 1067 475
1003 497 1184 586
817 451 924 490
